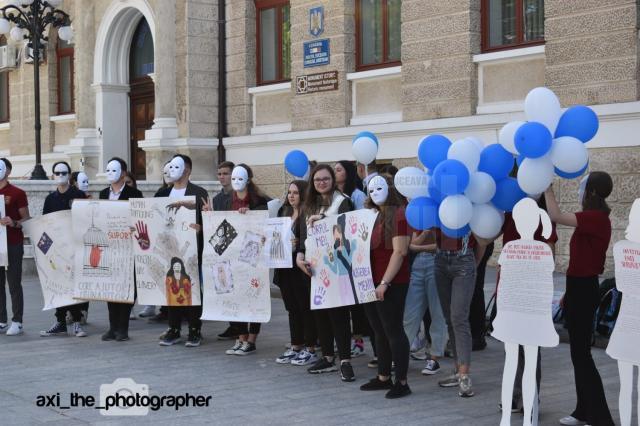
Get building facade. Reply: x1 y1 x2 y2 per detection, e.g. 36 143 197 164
0 0 638 272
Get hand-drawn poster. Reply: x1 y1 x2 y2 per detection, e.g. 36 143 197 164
72 200 135 303
0 195 7 267
305 209 378 310
264 217 292 268
23 211 79 310
201 211 271 322
129 197 201 307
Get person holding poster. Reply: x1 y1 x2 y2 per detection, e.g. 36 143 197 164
39 161 88 338
212 161 235 212
273 180 319 365
214 164 270 355
296 164 355 382
99 157 143 342
545 172 615 426
607 199 640 426
359 175 412 399
157 154 209 348
0 158 30 336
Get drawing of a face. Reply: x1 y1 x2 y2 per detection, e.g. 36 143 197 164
172 261 182 274
231 166 249 192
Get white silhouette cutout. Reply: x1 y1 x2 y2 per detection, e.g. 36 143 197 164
607 198 640 426
492 197 559 426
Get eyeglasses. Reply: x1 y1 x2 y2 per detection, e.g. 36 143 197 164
53 172 69 176
313 177 331 183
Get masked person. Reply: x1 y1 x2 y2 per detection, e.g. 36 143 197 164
157 154 209 347
40 162 88 338
0 158 30 336
99 157 143 342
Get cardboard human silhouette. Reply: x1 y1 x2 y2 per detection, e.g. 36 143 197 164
607 198 640 426
492 197 558 426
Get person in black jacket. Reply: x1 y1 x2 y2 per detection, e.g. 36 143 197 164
40 161 88 338
157 154 209 347
99 157 143 342
212 161 235 212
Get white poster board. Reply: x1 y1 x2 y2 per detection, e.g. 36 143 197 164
264 217 292 268
23 211 79 310
0 195 7 267
201 211 271 323
129 197 201 306
72 200 135 303
304 209 378 310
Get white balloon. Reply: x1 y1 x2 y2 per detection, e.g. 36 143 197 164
470 203 505 239
499 121 525 155
517 156 555 195
394 167 430 199
0 19 10 35
524 87 562 134
550 136 589 174
465 172 496 204
448 138 481 172
466 137 485 152
9 26 24 42
439 195 473 229
352 137 378 165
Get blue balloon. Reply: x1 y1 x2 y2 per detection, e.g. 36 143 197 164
492 177 526 212
284 150 309 177
555 106 599 143
418 135 451 170
353 131 379 146
555 161 589 179
405 197 439 231
514 122 552 158
432 159 470 196
478 144 515 180
441 224 471 239
428 179 445 204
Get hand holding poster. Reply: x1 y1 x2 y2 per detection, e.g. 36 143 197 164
304 209 378 310
72 200 135 303
264 217 292 268
23 210 78 310
129 197 201 307
0 195 7 267
201 211 271 322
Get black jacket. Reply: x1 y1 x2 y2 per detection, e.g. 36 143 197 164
43 186 87 214
217 192 270 212
99 184 143 201
212 189 232 211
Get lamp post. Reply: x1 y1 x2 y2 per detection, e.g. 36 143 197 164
0 0 72 180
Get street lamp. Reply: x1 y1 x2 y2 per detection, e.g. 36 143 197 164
0 0 72 180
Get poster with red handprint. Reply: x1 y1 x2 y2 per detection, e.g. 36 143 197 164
305 209 378 310
201 211 271 323
128 197 201 306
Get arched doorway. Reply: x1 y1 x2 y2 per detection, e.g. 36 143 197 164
128 18 154 180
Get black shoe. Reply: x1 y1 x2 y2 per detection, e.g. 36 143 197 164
101 329 116 341
115 331 129 342
340 362 355 382
148 311 168 323
385 382 412 399
185 328 202 347
360 377 393 391
472 338 487 351
307 357 337 374
367 357 378 368
217 326 239 341
159 328 181 346
498 398 524 413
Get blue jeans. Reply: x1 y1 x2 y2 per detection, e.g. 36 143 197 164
403 252 448 357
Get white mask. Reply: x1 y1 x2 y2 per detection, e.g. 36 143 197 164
168 157 185 182
368 175 389 206
77 172 89 192
578 174 590 203
163 163 173 183
106 160 122 184
53 163 70 185
0 160 6 181
231 166 249 192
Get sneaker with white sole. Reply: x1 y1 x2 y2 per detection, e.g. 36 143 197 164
559 416 587 426
367 357 378 368
235 341 256 355
138 306 156 318
421 359 441 375
40 321 67 337
73 322 87 337
0 322 8 332
276 348 300 364
6 321 23 336
350 338 365 358
458 374 474 398
438 370 460 387
307 357 337 374
159 328 181 346
291 350 319 366
225 340 243 355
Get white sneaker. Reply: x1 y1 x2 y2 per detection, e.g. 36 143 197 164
225 340 243 355
6 321 23 336
73 322 87 337
559 416 587 426
290 349 319 366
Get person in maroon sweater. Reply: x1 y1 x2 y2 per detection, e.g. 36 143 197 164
545 171 615 426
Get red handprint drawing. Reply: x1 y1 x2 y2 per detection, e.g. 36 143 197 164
134 220 151 250
319 269 330 287
349 215 358 235
251 278 260 288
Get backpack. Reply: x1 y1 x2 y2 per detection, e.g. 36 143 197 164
594 278 622 339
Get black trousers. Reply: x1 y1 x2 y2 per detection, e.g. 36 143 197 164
364 284 410 381
55 303 83 323
278 269 317 348
168 305 203 331
107 302 134 334
0 244 24 323
566 276 614 426
315 305 351 360
230 321 261 335
470 242 494 341
513 346 542 403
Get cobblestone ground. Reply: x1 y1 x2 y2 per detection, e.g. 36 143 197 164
0 274 631 425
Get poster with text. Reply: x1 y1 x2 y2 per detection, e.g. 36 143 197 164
0 195 7 267
130 197 201 307
264 217 292 268
72 200 135 303
305 209 378 310
201 211 271 322
23 211 79 310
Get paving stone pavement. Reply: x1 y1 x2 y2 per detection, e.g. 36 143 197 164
0 273 634 425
